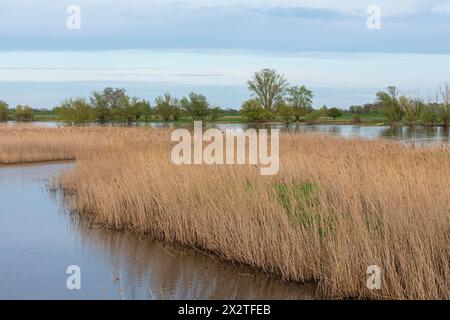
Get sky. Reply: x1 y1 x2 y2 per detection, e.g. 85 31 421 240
1 0 450 109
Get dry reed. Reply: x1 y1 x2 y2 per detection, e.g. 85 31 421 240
1 126 449 299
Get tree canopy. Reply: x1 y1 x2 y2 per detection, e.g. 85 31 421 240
248 69 288 111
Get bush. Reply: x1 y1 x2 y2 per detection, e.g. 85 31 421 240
241 99 264 122
352 114 362 124
55 98 95 125
277 104 294 122
327 107 343 120
421 105 438 127
305 111 320 125
14 105 33 121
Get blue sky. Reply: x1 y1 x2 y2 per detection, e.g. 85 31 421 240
1 0 450 109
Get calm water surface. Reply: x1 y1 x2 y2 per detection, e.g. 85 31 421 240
0 163 317 299
6 121 450 144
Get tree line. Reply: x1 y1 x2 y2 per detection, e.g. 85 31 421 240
0 101 34 122
1 69 449 127
52 89 227 125
242 69 450 127
374 85 450 128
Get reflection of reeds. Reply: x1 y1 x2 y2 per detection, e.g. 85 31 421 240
1 126 449 299
74 221 312 300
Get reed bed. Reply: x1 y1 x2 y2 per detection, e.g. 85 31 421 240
0 126 119 164
1 126 449 299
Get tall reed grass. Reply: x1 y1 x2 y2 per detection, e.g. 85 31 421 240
1 126 449 299
0 126 117 164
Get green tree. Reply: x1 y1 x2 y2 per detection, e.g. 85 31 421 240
327 107 343 120
136 100 153 123
14 105 34 121
248 69 288 111
286 85 313 121
421 104 438 127
376 86 404 126
55 98 95 125
155 93 178 122
123 97 142 124
209 107 220 122
399 96 422 128
277 104 294 123
90 87 127 123
90 91 109 123
172 104 182 122
0 100 8 122
110 95 139 124
180 92 210 121
319 105 329 117
305 111 320 125
240 99 264 123
132 97 144 123
439 83 450 128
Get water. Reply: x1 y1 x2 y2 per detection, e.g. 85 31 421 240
0 163 317 300
6 121 450 144
210 123 450 145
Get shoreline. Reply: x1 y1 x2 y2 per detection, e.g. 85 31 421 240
0 159 76 168
7 119 450 128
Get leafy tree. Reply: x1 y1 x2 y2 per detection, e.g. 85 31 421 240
327 107 343 120
90 87 127 123
103 87 127 109
286 85 313 121
136 100 153 123
349 105 364 114
248 69 288 111
277 104 294 122
439 83 450 128
180 92 210 121
0 100 8 122
376 86 404 126
109 94 142 124
240 99 264 123
305 111 320 125
260 109 276 121
14 105 34 121
399 96 422 127
319 105 329 117
155 93 178 122
209 107 220 122
421 104 438 127
129 97 145 123
55 98 95 125
172 104 182 122
90 91 109 123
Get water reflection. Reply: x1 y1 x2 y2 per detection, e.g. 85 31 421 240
0 162 317 300
5 121 450 144
214 123 450 144
75 225 317 300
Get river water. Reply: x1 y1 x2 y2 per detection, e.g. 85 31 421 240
0 162 317 299
6 121 450 145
